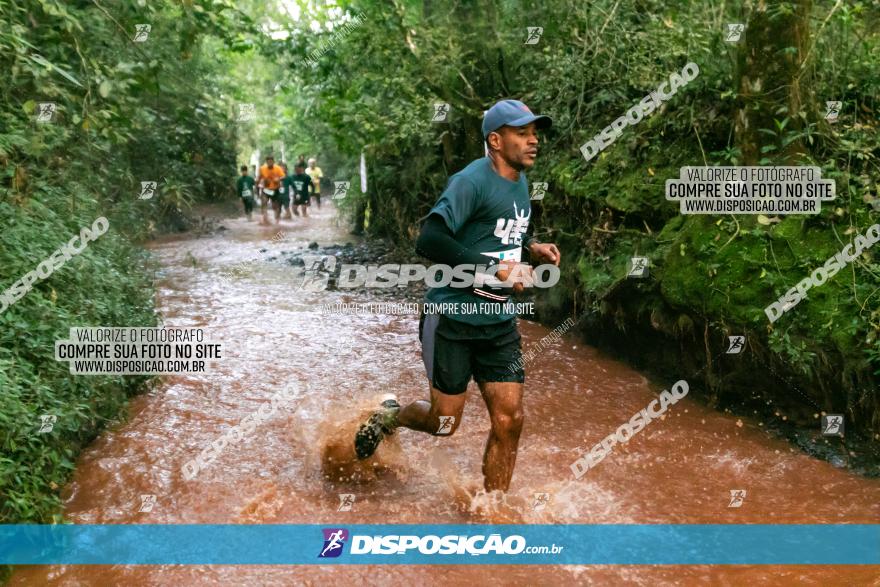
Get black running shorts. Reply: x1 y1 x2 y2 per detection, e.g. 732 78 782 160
419 313 525 395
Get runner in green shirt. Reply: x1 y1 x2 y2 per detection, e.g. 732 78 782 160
353 99 561 494
235 165 256 221
285 164 314 218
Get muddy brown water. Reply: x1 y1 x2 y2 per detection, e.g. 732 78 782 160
11 203 880 585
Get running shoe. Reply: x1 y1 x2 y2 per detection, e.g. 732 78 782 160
354 395 401 460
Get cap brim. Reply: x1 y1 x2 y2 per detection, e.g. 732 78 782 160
508 114 553 130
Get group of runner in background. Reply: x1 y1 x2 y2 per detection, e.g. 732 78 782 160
235 154 324 224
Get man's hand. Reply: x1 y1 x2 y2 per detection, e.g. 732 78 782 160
495 261 534 294
528 242 561 266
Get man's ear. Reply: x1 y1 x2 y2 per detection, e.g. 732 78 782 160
486 131 501 152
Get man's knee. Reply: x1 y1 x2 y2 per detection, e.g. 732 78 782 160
491 403 524 439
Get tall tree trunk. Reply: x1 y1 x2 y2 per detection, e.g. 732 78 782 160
734 0 813 165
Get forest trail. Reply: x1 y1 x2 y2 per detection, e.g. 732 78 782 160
12 203 880 585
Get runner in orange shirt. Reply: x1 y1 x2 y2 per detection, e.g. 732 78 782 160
258 155 286 225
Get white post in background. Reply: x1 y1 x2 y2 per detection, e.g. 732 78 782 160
483 110 489 157
250 149 261 205
360 151 367 193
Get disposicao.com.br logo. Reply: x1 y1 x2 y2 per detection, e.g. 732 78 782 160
318 528 563 557
319 528 349 558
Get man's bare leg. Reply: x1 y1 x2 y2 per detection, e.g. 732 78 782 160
397 385 466 435
260 195 270 225
477 381 524 492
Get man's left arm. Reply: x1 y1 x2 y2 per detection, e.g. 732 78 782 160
523 224 560 266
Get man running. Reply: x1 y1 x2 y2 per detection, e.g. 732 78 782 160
287 163 314 218
354 99 561 492
258 155 285 225
236 165 256 221
278 162 293 220
306 157 324 209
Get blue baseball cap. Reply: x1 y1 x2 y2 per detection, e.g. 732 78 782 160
482 99 552 139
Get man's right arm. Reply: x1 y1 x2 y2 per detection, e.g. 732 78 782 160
415 214 497 268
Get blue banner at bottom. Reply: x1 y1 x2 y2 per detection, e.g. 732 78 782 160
0 524 877 565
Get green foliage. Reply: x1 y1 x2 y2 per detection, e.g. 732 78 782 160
270 0 880 433
0 196 157 524
0 0 249 530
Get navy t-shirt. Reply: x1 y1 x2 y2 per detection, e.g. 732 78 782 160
424 157 531 325
285 173 313 200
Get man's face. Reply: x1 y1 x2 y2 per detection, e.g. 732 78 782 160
266 159 275 168
309 162 315 169
490 123 540 170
